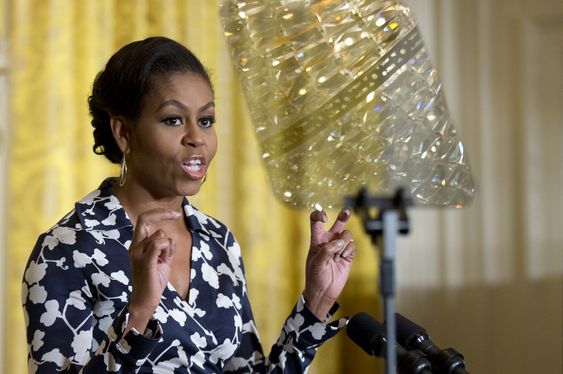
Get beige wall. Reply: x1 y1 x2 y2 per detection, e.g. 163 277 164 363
394 1 563 373
0 0 8 368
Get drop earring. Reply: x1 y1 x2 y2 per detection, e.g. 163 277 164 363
119 156 127 187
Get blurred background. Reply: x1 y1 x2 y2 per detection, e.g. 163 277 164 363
0 0 561 373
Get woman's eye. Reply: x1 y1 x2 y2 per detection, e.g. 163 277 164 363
199 117 216 128
162 117 183 126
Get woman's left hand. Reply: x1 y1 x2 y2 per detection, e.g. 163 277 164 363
303 208 356 320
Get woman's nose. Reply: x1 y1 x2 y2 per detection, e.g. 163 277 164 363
181 121 204 147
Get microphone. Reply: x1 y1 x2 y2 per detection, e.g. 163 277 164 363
395 313 469 374
347 312 433 374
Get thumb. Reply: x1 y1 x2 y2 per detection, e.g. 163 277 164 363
316 239 346 262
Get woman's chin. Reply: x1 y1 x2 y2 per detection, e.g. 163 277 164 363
178 179 205 197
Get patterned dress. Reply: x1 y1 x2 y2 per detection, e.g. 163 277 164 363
22 179 345 373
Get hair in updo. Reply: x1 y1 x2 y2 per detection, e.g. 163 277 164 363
89 36 213 163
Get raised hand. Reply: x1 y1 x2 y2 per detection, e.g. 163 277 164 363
303 208 356 320
125 208 181 334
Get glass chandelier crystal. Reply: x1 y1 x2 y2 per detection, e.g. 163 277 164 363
220 0 476 209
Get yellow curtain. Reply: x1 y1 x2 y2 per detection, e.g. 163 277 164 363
5 1 380 372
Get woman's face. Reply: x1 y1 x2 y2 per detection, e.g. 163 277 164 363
125 71 217 198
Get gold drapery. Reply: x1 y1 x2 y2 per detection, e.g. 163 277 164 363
4 1 379 372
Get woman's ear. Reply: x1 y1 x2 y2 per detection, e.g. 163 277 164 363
110 116 130 154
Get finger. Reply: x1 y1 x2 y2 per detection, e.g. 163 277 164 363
334 231 352 254
338 230 353 244
169 238 176 259
159 238 176 264
142 230 167 252
328 207 352 235
310 209 327 223
132 209 181 244
130 229 165 257
310 209 328 241
130 232 167 259
317 239 346 263
143 236 174 262
339 240 356 261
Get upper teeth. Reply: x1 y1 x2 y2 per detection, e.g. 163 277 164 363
185 159 202 172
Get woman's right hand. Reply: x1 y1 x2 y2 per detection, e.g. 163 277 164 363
125 209 180 334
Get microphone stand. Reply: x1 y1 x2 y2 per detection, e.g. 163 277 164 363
345 188 413 374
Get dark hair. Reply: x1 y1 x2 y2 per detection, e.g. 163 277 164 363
89 36 213 163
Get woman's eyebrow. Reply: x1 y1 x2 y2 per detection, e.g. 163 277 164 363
157 99 188 111
198 101 215 113
156 100 214 113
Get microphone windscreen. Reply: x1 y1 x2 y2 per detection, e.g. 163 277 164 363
395 313 428 347
347 312 385 356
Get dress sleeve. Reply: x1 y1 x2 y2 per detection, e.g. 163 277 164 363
22 233 162 373
224 290 347 373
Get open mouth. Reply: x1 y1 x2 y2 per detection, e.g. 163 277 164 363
182 157 207 179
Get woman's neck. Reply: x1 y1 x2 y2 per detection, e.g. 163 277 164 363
112 179 184 226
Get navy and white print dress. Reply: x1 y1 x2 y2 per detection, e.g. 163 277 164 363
22 179 346 373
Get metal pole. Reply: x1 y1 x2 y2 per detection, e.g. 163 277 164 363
382 210 398 374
